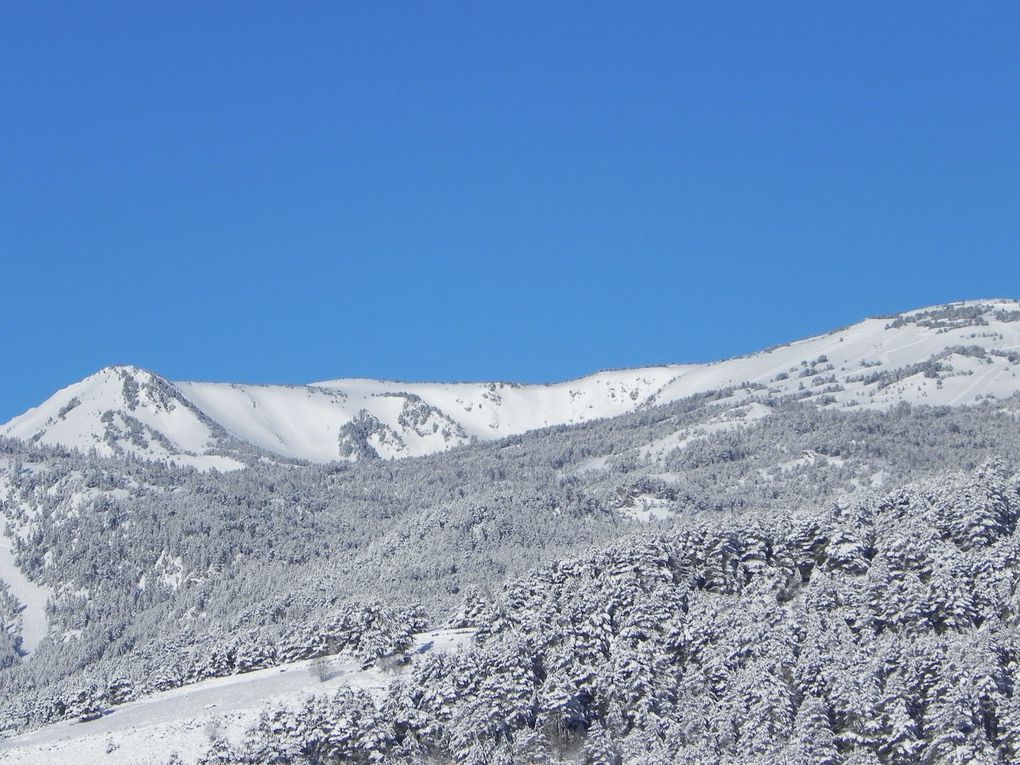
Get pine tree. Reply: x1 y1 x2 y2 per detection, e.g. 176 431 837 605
512 728 553 765
580 721 622 765
878 684 923 763
786 695 838 765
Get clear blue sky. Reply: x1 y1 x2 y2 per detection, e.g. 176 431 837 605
2 3 1018 421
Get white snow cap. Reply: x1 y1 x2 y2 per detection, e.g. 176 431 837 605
4 299 1020 467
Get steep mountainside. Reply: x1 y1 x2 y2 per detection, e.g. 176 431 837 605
4 299 1020 467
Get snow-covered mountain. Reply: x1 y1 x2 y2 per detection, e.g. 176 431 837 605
4 299 1020 467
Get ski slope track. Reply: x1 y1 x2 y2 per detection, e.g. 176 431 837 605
4 299 1020 468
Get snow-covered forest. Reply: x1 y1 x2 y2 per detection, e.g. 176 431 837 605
205 460 1020 764
3 303 1020 763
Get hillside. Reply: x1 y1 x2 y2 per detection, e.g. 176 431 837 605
2 299 1020 763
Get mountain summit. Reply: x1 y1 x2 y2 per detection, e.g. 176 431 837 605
5 299 1020 468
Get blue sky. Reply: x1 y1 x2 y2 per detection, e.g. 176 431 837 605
2 3 1018 421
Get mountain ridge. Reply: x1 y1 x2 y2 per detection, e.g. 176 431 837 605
5 298 1020 467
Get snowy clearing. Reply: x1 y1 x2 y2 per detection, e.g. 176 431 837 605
0 628 474 765
0 528 50 656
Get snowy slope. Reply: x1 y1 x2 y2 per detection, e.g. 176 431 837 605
652 299 1020 410
0 461 52 655
0 628 474 765
175 366 686 462
0 530 50 656
0 366 245 471
4 299 1020 466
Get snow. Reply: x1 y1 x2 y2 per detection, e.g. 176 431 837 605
0 527 50 656
0 628 475 764
637 401 774 463
167 454 247 472
619 493 676 523
776 450 846 473
0 464 51 654
1 366 226 468
174 367 689 462
4 300 1020 467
